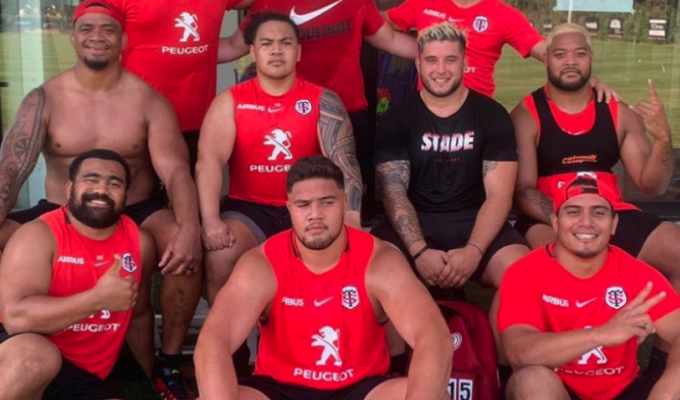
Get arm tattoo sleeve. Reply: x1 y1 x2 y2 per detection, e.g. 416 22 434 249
319 90 363 212
0 87 47 219
482 160 498 178
376 160 424 251
517 186 554 220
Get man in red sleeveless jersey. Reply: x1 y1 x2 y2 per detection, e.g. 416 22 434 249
0 2 203 396
499 177 680 400
511 24 680 291
197 12 364 306
195 155 452 400
0 149 155 400
218 0 418 223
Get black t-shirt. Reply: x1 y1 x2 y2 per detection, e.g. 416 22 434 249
374 90 518 213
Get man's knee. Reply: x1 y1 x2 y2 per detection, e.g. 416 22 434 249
0 334 62 381
507 366 567 400
484 244 530 288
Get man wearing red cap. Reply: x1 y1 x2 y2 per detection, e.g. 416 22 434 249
0 1 201 396
499 177 680 400
512 24 680 293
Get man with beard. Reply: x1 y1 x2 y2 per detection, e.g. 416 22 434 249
0 1 202 393
0 149 155 400
372 22 528 320
195 155 452 400
499 177 680 400
197 12 363 306
511 24 680 290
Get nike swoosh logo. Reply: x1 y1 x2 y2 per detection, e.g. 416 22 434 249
576 298 596 308
268 107 283 113
94 261 110 267
290 0 343 25
314 297 333 307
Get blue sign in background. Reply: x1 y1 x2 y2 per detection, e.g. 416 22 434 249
554 0 634 13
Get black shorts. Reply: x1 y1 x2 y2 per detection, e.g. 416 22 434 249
515 210 663 257
0 324 120 400
182 129 200 177
565 371 661 400
7 198 167 226
239 375 390 400
220 198 291 243
370 210 527 282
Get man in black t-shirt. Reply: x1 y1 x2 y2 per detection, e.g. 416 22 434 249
372 22 529 296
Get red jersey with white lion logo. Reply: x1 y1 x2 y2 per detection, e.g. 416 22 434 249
229 77 323 206
114 0 243 131
43 206 141 379
256 227 389 389
498 245 680 400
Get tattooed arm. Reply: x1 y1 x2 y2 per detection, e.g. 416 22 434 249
375 160 425 255
511 100 554 224
619 80 674 197
0 87 48 226
318 89 363 228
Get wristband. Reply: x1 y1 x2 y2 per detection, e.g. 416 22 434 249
466 242 485 256
412 245 430 261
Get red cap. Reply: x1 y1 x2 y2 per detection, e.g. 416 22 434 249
72 0 124 29
553 176 618 213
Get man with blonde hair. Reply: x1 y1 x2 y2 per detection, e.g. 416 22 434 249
372 21 529 332
512 23 680 291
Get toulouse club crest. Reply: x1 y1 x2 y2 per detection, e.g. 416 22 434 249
605 286 627 309
341 286 359 310
473 16 488 33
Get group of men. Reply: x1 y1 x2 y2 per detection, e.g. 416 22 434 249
0 0 679 399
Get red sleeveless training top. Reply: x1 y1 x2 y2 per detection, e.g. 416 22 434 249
228 78 323 206
255 227 390 389
43 207 142 378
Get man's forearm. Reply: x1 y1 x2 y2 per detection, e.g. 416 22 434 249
640 137 674 197
196 159 225 223
165 166 200 228
504 328 603 369
468 195 513 253
3 292 101 335
195 331 239 400
516 186 554 225
383 188 425 254
406 332 452 400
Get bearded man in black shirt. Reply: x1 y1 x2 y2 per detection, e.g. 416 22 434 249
372 22 529 323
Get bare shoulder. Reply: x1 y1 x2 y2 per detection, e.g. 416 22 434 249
5 219 54 256
233 244 276 283
367 237 412 278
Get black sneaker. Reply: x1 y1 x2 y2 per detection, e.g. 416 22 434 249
153 367 195 400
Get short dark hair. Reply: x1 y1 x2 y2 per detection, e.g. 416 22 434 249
243 11 300 46
286 156 344 193
69 149 132 189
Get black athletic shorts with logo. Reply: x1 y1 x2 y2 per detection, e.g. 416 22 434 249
6 198 167 226
239 375 390 400
220 197 291 244
0 324 121 400
515 210 664 257
371 210 527 282
565 369 662 400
